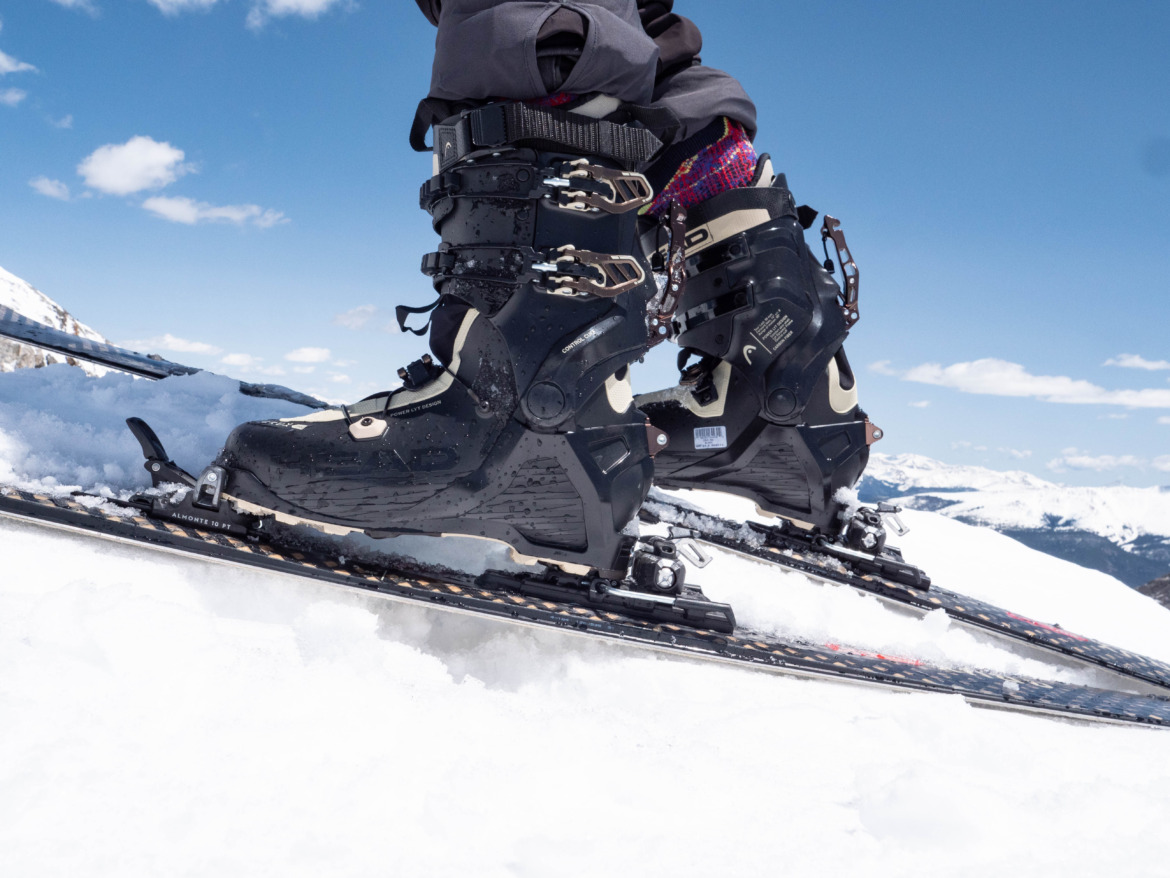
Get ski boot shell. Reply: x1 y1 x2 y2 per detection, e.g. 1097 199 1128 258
216 106 664 578
638 158 874 534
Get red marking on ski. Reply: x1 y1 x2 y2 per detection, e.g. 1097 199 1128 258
1005 612 1089 642
825 643 924 666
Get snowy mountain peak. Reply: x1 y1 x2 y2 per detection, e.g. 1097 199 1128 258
0 264 107 375
866 453 1056 493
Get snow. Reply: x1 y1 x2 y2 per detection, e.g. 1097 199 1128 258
0 365 306 495
4 366 1170 875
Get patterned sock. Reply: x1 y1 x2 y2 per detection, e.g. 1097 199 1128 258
646 117 758 216
527 92 578 108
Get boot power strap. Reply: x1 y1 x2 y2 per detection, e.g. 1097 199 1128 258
432 103 664 173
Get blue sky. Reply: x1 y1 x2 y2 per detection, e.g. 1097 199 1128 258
1 0 1168 486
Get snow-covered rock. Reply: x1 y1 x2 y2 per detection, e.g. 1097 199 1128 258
1140 573 1170 610
0 264 107 375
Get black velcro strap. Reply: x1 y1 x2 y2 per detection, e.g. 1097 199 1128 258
434 103 664 172
796 204 819 231
395 298 440 336
644 117 727 193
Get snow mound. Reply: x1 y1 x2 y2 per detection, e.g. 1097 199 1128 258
0 365 311 495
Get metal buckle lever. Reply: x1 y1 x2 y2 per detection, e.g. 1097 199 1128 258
821 215 860 327
551 159 653 213
543 245 646 298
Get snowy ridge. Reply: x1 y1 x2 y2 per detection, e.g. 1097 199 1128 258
0 264 108 375
865 453 1170 587
866 452 1055 494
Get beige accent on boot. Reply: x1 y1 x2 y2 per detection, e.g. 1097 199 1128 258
827 356 859 415
604 371 634 413
276 310 481 431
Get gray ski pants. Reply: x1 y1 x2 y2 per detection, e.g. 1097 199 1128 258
415 0 757 145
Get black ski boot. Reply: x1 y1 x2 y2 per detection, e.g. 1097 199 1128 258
211 103 669 578
637 156 880 538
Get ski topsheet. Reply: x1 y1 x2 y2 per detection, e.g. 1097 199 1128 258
645 496 1170 695
0 306 326 409
2 486 1169 728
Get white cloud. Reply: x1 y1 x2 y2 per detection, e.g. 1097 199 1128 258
1104 353 1170 371
907 400 930 408
869 360 898 376
329 373 351 384
220 353 287 376
45 0 99 13
246 0 348 29
50 114 74 129
1155 456 1170 473
0 49 36 76
285 347 330 364
146 0 223 14
0 87 27 107
29 177 70 200
951 441 988 452
1047 449 1145 473
901 358 1170 409
333 304 378 330
1159 416 1170 426
141 195 287 228
998 448 1032 460
121 333 222 355
78 136 193 196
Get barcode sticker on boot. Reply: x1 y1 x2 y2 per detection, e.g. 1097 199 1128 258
693 426 728 450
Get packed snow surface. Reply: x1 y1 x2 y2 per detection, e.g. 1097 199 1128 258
3 366 1170 876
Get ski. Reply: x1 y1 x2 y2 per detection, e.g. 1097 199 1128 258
643 495 1170 695
2 485 1169 728
0 306 326 410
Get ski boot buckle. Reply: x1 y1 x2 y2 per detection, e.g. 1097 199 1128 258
548 160 653 214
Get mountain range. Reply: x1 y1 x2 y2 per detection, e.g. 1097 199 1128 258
861 453 1170 593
